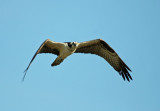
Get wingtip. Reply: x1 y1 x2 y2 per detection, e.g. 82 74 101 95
119 70 132 82
22 68 28 82
21 77 25 82
122 75 131 82
121 73 125 81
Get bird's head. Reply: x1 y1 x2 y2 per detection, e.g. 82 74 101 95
66 42 78 50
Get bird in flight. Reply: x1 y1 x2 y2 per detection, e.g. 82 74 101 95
23 39 132 81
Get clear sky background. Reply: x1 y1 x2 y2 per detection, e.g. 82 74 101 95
0 0 160 111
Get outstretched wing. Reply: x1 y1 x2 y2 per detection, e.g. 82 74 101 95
23 39 63 81
75 39 132 81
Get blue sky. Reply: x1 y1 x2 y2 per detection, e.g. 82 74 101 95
0 0 160 111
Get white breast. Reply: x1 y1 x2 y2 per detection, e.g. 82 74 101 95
59 44 76 59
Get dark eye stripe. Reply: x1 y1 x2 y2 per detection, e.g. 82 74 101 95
68 43 72 48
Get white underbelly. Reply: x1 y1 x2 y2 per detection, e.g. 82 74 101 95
59 48 75 59
59 44 77 59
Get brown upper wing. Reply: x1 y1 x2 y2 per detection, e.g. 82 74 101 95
75 39 132 81
23 39 63 81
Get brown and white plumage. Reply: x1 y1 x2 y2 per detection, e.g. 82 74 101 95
23 39 132 81
75 39 132 81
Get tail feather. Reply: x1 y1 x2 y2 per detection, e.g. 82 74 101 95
51 57 64 66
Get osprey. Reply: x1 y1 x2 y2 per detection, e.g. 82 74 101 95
23 39 132 81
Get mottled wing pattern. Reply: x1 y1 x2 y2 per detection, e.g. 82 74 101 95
75 39 132 81
23 39 61 81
